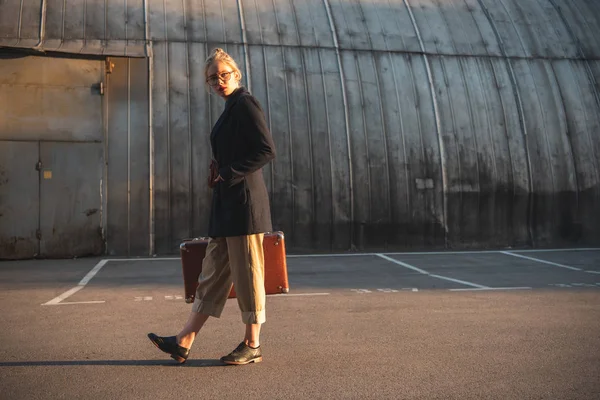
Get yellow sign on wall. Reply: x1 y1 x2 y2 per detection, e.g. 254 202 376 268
43 170 52 179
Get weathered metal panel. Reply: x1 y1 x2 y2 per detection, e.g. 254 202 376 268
128 58 150 254
106 56 130 255
288 0 334 48
0 55 103 142
188 43 213 238
342 50 390 248
150 41 171 254
168 42 193 249
106 57 150 256
283 46 310 248
512 59 579 246
319 48 352 249
0 141 39 259
328 0 372 51
39 142 103 257
552 60 600 244
299 47 332 250
263 46 294 239
550 0 600 58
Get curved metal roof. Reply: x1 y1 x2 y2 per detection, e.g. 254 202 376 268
1 0 599 59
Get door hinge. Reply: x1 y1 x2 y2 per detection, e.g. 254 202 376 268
35 160 42 171
36 229 42 240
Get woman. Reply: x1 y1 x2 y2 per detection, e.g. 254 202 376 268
148 48 276 365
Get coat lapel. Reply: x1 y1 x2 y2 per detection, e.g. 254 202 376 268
210 87 247 158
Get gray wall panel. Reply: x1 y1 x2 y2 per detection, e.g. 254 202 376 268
0 141 39 259
291 0 333 48
552 60 600 244
320 49 352 249
284 47 311 248
125 57 150 255
106 58 130 255
264 46 294 238
39 142 103 257
513 59 579 245
106 57 150 256
188 43 213 237
168 42 193 249
302 47 333 250
151 42 171 254
0 56 103 142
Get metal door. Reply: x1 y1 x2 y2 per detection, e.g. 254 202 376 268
0 141 40 258
39 142 104 257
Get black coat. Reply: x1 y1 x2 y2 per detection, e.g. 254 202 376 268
208 87 276 237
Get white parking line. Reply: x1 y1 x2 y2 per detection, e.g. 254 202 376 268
449 287 532 292
269 293 330 297
42 260 109 306
500 251 581 271
376 254 489 289
586 271 600 275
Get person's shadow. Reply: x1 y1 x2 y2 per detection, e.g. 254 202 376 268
0 359 227 367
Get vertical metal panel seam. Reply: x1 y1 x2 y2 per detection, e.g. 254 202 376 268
83 0 87 46
384 0 413 239
473 59 498 187
456 57 483 201
272 1 295 241
548 62 580 204
476 0 534 246
125 0 129 46
403 0 448 245
237 0 251 92
127 59 132 255
253 0 274 206
102 58 109 254
17 0 24 42
548 0 600 183
322 0 355 249
183 0 192 238
289 0 312 240
290 0 316 239
339 5 372 226
495 0 528 57
61 0 66 46
37 141 41 255
143 0 155 255
360 0 393 232
317 48 336 249
104 0 107 44
527 62 556 194
36 0 48 48
163 0 172 248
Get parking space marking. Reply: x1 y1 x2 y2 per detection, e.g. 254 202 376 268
42 260 109 305
586 271 600 275
376 254 489 288
449 287 532 292
500 251 581 271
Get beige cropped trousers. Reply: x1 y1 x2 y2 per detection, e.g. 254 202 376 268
192 234 266 324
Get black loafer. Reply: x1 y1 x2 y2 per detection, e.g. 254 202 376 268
220 342 262 365
147 333 190 363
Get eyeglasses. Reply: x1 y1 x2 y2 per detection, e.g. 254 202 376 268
206 71 234 86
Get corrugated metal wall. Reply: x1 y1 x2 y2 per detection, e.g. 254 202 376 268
1 0 599 254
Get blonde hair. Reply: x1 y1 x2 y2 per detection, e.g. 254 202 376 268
204 48 242 85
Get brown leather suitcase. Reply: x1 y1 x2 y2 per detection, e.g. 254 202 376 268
179 231 290 303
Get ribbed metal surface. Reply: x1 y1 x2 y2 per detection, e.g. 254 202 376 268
1 0 599 253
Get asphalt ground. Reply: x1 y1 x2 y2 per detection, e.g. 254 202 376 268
1 249 599 399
